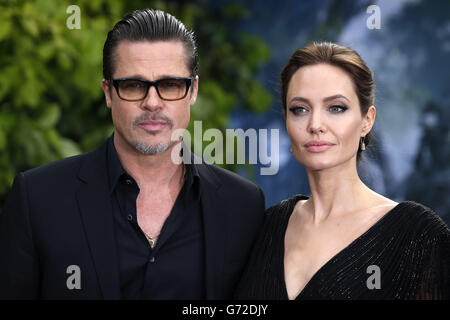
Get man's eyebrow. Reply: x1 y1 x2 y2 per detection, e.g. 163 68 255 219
289 94 350 105
115 74 147 80
115 74 185 80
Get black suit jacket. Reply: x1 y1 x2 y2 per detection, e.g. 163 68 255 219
0 139 265 299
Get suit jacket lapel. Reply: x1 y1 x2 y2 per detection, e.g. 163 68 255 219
192 153 226 299
76 141 121 299
74 140 227 299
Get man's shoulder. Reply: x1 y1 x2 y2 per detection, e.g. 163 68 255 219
197 162 261 191
22 141 106 182
24 153 84 177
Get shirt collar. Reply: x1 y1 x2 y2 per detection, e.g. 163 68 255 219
107 134 200 195
107 134 127 194
185 161 200 199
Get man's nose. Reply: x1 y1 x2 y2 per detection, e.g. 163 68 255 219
141 85 163 112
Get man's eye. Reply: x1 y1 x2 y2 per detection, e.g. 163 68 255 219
329 105 348 113
288 106 307 115
124 81 144 89
160 80 182 88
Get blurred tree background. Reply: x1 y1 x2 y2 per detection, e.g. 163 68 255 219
224 0 450 223
0 0 272 208
1 0 449 224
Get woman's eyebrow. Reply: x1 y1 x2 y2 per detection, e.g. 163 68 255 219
289 94 349 105
323 94 350 102
289 96 310 104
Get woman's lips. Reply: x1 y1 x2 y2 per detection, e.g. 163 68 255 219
304 141 334 152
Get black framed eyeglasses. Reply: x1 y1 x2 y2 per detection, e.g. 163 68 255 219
111 77 193 101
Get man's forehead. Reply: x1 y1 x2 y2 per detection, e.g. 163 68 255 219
113 40 190 77
115 40 186 60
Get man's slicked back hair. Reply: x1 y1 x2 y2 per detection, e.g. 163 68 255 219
103 8 198 80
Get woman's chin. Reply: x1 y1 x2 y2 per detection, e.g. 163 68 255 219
298 159 338 172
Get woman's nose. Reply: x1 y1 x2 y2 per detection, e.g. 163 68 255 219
307 110 326 134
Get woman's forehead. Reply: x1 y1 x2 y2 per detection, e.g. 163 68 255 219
287 64 357 103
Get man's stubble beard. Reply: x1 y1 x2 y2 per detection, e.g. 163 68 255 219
134 140 170 155
131 112 175 155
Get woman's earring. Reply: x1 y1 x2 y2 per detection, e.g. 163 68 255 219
360 137 366 151
289 146 293 153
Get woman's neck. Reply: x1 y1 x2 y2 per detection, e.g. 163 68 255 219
303 160 371 224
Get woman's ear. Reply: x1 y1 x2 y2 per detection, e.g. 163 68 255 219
362 105 376 136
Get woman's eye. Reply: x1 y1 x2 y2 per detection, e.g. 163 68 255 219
329 105 348 113
289 106 308 115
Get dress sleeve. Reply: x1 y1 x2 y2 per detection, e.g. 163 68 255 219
234 204 282 299
415 230 450 299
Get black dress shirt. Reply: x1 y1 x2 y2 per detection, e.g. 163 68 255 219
107 137 204 299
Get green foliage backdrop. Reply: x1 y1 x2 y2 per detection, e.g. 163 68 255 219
0 0 272 208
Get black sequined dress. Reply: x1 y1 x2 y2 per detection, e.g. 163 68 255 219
235 195 450 300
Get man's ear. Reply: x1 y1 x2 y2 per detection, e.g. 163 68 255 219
189 75 199 106
362 105 376 136
101 79 113 109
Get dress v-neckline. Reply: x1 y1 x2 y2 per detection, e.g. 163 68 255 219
281 196 402 300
